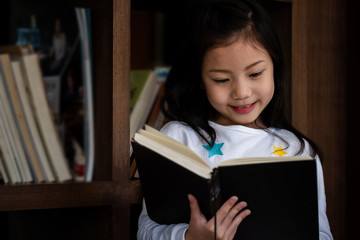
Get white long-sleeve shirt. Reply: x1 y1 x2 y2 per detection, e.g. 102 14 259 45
137 121 333 240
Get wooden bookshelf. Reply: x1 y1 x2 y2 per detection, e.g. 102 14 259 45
0 0 348 239
0 0 141 239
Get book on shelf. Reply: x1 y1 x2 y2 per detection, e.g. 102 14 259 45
145 82 166 130
7 6 95 182
131 125 319 239
75 7 95 182
11 59 55 182
0 105 22 184
129 67 170 179
130 69 161 141
129 68 171 179
129 82 166 179
1 44 76 182
0 152 10 184
0 54 39 183
20 53 72 182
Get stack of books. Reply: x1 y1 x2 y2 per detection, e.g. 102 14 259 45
0 7 94 184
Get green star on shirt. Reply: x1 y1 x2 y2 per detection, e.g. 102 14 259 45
202 141 224 158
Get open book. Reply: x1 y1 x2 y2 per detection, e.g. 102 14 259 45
132 125 319 239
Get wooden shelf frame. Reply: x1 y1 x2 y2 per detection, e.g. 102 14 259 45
0 181 142 211
0 0 142 239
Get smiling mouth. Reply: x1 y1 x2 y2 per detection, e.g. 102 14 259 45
231 102 256 114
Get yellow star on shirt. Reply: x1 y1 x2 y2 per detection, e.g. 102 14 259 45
272 145 288 157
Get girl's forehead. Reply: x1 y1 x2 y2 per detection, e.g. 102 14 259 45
201 39 272 73
205 40 269 61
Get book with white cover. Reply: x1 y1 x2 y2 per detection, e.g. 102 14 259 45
0 96 21 184
75 8 95 182
12 60 55 182
20 54 71 182
0 55 34 183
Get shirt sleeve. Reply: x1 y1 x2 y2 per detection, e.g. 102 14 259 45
137 199 189 240
316 157 334 240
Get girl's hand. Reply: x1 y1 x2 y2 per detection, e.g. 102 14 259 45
185 194 251 240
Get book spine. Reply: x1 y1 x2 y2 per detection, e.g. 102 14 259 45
76 8 95 182
210 168 222 216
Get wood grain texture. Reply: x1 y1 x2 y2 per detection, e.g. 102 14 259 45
291 0 346 239
291 0 308 133
112 3 136 239
113 0 131 183
0 182 114 211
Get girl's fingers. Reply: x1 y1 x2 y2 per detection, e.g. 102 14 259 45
210 197 251 239
220 201 248 227
214 196 239 224
224 208 251 239
187 195 251 240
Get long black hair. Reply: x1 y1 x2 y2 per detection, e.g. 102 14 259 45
161 0 319 157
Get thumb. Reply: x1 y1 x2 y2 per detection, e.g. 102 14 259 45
188 194 203 221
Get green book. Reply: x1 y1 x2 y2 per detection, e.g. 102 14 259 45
130 70 152 112
130 70 159 140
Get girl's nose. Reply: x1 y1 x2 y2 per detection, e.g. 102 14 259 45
231 79 252 99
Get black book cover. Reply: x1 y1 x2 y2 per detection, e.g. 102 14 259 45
219 161 319 240
133 141 214 224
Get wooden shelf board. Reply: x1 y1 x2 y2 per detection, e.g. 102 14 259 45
0 180 143 211
115 179 143 204
0 182 115 211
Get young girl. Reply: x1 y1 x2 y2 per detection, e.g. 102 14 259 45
137 0 333 239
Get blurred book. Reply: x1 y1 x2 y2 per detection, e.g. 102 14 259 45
129 67 169 179
13 8 94 181
0 53 38 183
0 7 94 183
75 8 94 182
11 59 55 182
130 69 161 141
0 152 10 184
20 54 72 182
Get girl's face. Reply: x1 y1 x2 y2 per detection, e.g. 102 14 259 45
201 39 274 128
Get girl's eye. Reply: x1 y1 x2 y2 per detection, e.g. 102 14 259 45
214 78 230 83
249 71 263 78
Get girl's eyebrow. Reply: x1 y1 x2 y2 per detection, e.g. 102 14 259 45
208 69 232 74
245 60 265 70
208 60 265 73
